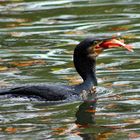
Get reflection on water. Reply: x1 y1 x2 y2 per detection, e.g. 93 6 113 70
0 0 140 139
76 100 97 125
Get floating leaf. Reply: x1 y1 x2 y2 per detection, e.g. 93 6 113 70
105 67 117 70
65 30 85 35
0 66 8 71
129 132 140 139
122 34 137 39
52 127 67 135
109 25 133 31
10 32 22 37
53 127 66 131
97 131 114 140
63 75 82 85
10 60 46 67
105 103 118 109
6 23 18 28
5 127 17 133
128 97 140 100
124 118 140 124
20 23 32 26
113 83 129 87
104 83 113 87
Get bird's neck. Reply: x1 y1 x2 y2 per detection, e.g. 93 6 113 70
74 57 97 92
75 71 97 92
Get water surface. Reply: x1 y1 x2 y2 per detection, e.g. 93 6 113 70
0 0 140 139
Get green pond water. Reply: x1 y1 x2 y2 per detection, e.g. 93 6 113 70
0 0 140 139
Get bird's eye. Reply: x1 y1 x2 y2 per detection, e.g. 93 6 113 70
89 41 98 46
94 41 98 45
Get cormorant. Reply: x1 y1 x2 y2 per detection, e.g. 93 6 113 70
0 37 133 101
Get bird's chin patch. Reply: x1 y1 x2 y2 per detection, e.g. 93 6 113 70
88 43 104 58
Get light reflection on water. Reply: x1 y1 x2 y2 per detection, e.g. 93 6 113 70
0 0 140 139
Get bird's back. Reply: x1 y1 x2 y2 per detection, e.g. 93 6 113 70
0 83 79 101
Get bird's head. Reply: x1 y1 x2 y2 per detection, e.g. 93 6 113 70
74 37 133 82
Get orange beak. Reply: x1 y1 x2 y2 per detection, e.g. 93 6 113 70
99 39 134 52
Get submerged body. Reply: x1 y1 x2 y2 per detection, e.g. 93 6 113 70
0 84 77 101
0 78 96 101
0 37 132 101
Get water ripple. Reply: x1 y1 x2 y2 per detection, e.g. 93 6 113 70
0 0 140 139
